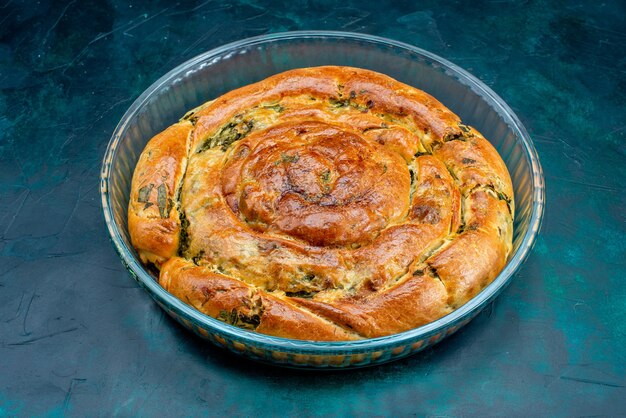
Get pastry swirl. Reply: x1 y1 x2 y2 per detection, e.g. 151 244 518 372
129 66 514 341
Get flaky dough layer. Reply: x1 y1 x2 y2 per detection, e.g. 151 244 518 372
128 66 514 341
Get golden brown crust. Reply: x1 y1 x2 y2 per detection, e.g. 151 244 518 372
128 122 192 265
293 272 451 338
160 257 359 341
129 66 514 340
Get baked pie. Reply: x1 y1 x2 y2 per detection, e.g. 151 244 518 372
128 66 514 341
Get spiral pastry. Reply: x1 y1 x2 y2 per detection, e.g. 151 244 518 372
129 66 514 341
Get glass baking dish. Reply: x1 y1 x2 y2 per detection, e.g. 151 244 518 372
100 31 545 368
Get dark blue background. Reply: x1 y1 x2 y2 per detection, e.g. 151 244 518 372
1 0 625 415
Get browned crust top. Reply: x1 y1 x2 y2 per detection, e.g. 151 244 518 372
128 66 514 341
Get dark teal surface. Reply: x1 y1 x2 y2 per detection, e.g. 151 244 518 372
1 0 625 416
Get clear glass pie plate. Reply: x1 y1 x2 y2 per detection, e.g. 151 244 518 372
100 31 545 368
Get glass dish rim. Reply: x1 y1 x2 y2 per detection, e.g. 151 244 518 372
100 30 545 355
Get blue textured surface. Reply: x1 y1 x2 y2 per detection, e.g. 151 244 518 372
1 1 624 416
